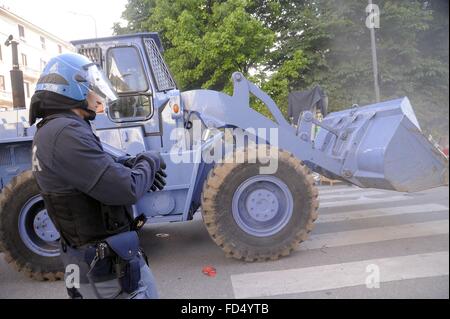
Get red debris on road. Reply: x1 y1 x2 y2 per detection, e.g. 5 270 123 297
202 266 217 277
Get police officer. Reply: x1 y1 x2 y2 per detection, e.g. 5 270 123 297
29 53 166 299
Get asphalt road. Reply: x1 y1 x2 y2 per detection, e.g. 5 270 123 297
0 184 448 299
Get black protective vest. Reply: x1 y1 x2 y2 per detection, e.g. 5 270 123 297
34 113 133 247
42 191 132 247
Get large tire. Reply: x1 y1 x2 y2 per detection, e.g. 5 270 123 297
201 146 319 261
0 171 64 281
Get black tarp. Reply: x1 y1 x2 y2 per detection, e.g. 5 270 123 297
288 86 328 124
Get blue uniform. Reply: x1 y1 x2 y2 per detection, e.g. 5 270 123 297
33 113 153 204
33 112 159 299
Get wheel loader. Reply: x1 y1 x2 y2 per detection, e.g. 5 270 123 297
0 32 447 281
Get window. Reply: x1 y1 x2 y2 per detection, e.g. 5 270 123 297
106 46 148 93
109 95 153 121
40 59 47 71
18 25 25 38
58 45 62 54
21 53 27 66
40 36 46 50
0 75 5 91
105 47 153 122
24 82 30 98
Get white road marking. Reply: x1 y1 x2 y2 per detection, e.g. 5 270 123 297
319 190 384 201
319 195 410 208
318 186 365 195
231 251 449 298
302 220 449 251
316 203 449 223
317 186 399 196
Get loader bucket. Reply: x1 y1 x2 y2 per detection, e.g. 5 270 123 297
314 97 448 192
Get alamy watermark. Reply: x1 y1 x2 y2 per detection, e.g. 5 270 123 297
65 264 80 289
365 264 381 289
366 4 380 29
169 120 281 174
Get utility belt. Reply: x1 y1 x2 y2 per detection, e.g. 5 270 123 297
62 230 148 299
41 190 149 297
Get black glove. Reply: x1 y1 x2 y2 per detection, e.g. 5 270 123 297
117 155 136 168
150 166 167 192
134 151 167 192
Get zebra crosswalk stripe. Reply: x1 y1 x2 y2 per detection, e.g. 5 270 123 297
316 203 448 223
318 186 375 195
319 190 384 201
301 220 449 251
230 187 448 299
231 251 449 298
319 195 410 208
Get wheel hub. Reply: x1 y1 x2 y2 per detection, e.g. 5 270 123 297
246 189 279 222
18 195 60 257
33 210 60 242
232 175 294 237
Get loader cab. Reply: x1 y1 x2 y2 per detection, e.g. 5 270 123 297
71 33 177 124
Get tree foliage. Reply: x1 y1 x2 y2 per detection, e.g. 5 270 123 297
115 0 449 138
116 0 275 91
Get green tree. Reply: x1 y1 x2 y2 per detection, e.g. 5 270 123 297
113 0 155 34
115 0 274 91
414 0 449 138
249 0 448 136
115 0 448 137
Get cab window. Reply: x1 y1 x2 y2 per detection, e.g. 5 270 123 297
108 95 153 121
106 46 148 93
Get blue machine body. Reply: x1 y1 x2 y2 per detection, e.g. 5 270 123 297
0 33 448 227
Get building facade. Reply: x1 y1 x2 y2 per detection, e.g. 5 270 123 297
0 6 74 110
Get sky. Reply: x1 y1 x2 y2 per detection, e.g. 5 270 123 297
0 0 129 41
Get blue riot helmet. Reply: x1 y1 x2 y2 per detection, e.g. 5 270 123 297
30 53 118 124
36 52 117 101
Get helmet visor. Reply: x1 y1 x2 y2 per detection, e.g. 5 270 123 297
83 63 118 102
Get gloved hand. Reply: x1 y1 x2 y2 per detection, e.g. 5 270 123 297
134 151 167 192
151 166 167 192
117 155 136 168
